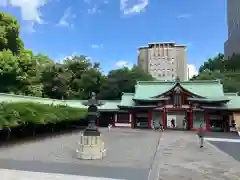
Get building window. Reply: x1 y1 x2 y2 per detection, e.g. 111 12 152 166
117 113 130 123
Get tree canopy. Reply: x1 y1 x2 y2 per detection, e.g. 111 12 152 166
0 12 24 55
192 53 240 94
0 12 154 100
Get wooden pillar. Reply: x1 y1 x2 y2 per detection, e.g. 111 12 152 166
189 109 193 129
114 113 117 127
148 110 152 129
205 110 210 131
131 111 136 128
129 113 133 128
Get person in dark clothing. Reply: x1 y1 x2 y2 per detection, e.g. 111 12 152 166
171 119 175 128
160 123 164 132
197 124 204 148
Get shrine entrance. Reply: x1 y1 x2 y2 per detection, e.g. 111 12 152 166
166 110 187 130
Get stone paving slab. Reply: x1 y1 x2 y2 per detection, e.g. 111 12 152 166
0 169 123 180
204 132 240 139
156 131 240 180
0 159 147 180
209 141 240 162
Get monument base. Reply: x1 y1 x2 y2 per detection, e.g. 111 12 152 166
76 133 107 160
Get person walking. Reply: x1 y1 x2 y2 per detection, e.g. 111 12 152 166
160 123 164 132
108 123 112 132
197 124 204 148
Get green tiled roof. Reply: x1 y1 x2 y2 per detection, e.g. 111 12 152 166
225 96 240 109
187 97 229 103
134 80 224 99
224 92 239 96
134 81 175 99
202 96 240 110
180 80 224 97
119 93 135 107
98 101 120 111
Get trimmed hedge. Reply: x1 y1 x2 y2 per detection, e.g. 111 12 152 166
0 102 87 129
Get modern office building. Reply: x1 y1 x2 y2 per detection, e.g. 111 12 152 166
138 42 187 81
224 0 240 58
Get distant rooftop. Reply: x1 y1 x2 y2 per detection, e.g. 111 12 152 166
175 44 187 47
148 42 176 45
138 42 187 49
138 46 148 49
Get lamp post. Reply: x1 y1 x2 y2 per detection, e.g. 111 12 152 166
83 92 100 136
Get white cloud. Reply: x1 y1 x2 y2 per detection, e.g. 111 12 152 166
120 0 148 15
8 0 47 23
177 13 192 19
54 52 77 63
87 7 100 14
91 44 103 49
0 0 51 32
84 0 108 14
57 7 76 28
114 60 133 69
22 21 36 33
55 52 94 63
103 0 108 4
187 64 198 80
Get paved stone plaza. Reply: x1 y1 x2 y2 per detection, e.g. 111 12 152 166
0 129 240 179
0 128 160 180
156 131 240 180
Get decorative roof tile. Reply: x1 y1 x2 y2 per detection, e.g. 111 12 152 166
134 80 224 99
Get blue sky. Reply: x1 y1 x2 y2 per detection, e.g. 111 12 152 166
0 0 227 74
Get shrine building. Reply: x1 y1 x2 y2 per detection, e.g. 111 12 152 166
0 79 240 133
97 79 240 132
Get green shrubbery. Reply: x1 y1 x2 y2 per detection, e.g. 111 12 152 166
0 102 87 129
0 102 87 141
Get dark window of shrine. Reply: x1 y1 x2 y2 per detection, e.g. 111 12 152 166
174 94 181 106
117 113 129 122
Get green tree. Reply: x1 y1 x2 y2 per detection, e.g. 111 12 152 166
63 56 105 99
0 50 19 93
193 53 240 94
41 63 72 99
0 12 24 55
98 66 153 100
199 53 225 73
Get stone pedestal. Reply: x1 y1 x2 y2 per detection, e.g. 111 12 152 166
76 133 107 160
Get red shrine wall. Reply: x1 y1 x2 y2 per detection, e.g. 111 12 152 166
114 112 132 128
113 108 212 131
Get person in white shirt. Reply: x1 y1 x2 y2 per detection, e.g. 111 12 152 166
108 124 112 132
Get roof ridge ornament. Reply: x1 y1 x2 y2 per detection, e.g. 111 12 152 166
175 76 180 83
